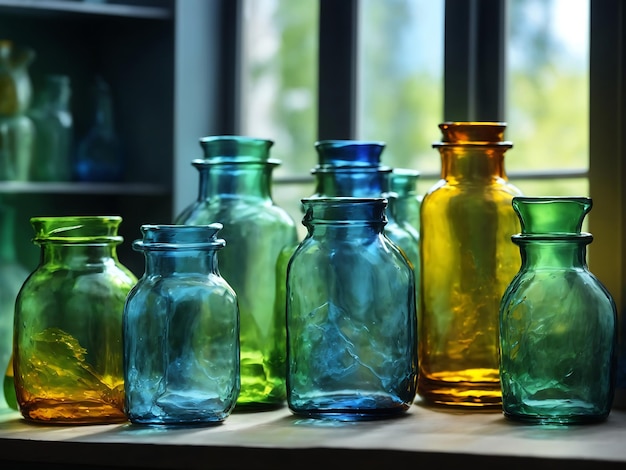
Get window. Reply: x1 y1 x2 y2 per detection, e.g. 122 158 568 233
230 0 621 297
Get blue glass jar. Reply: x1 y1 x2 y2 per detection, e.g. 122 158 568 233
499 196 617 424
175 136 298 410
123 224 240 425
286 197 417 420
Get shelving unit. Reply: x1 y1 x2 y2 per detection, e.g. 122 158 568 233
0 0 178 274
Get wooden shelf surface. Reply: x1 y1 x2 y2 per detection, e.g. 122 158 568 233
1 400 626 469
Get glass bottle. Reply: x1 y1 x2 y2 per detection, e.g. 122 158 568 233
0 40 35 181
388 168 421 235
286 197 417 420
13 216 137 424
175 135 298 410
310 140 420 294
73 76 123 182
418 121 522 408
499 196 617 424
28 74 73 182
0 202 29 410
123 224 240 425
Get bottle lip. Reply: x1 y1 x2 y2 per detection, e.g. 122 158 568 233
133 223 226 251
30 215 123 244
433 121 512 148
191 157 281 167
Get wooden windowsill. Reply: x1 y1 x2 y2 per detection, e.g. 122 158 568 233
1 398 626 469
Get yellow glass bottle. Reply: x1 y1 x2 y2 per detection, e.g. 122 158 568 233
418 122 522 408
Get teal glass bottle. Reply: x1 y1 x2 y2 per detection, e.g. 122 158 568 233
499 196 617 424
13 216 137 424
388 168 421 235
175 136 298 410
123 224 240 425
28 74 73 182
286 197 417 420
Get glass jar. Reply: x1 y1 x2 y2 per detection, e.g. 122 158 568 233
123 224 240 425
310 140 421 300
418 122 522 408
499 196 617 424
175 135 298 410
286 197 417 420
28 74 73 182
13 216 137 424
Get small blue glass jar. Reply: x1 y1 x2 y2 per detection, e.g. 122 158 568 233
123 224 240 425
286 197 417 420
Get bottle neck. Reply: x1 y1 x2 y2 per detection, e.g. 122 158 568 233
197 162 275 201
303 198 387 240
312 168 388 197
516 237 591 269
437 145 509 183
40 243 120 266
144 250 219 276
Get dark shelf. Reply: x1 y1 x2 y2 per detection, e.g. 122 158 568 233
0 0 171 20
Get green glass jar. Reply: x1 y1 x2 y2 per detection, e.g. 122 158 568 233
418 122 522 408
499 196 617 424
13 216 137 424
175 136 298 410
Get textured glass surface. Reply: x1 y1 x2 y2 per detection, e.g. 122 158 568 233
499 196 617 424
123 224 240 425
0 40 35 181
286 198 417 420
13 216 137 424
175 136 298 410
418 122 522 407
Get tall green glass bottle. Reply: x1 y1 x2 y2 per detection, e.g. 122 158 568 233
175 136 298 410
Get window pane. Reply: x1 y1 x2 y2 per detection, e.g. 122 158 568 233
357 0 444 191
240 0 319 235
240 0 319 177
505 0 589 196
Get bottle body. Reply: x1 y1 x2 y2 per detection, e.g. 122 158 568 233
418 122 522 407
124 224 240 425
287 197 417 420
499 196 617 424
13 216 137 424
175 136 298 410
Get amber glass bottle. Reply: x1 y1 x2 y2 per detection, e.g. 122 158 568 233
418 122 522 408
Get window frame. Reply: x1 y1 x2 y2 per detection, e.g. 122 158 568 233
175 0 621 308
